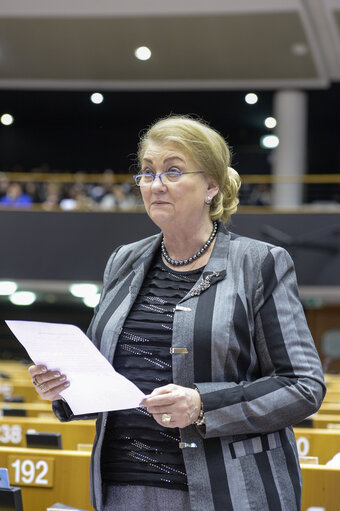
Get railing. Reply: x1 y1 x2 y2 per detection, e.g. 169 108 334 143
3 171 340 184
0 172 339 212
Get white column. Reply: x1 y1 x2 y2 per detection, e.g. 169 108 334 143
272 90 307 207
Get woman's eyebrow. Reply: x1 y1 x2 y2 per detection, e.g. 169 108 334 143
142 156 186 164
164 156 185 164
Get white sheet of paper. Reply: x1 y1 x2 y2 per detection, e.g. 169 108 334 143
5 320 146 415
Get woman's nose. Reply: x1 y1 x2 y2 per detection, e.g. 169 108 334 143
151 174 166 189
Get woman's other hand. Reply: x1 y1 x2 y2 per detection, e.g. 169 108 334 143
29 365 70 401
142 384 201 428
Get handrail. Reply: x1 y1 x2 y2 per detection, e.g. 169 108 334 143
1 204 340 214
1 172 340 185
240 174 340 184
1 172 128 184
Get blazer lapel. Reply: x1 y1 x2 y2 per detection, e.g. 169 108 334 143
97 233 162 361
177 224 230 305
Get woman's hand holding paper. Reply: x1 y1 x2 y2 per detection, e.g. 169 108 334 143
29 364 70 401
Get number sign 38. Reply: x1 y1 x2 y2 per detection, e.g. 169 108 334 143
0 424 22 444
8 455 54 487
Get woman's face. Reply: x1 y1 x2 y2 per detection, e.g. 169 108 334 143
139 141 218 231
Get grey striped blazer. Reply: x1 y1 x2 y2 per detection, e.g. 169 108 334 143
53 223 325 511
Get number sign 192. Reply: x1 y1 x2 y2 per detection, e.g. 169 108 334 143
8 455 54 487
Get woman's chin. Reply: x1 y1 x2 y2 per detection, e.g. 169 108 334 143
148 211 175 228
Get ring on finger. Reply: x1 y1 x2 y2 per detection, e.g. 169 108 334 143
161 413 172 424
39 383 47 392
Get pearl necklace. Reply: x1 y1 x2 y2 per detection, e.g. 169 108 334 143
161 221 218 266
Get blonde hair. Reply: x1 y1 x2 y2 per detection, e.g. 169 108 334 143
137 115 241 223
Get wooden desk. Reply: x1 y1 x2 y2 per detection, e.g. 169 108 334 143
0 446 93 511
0 379 41 402
301 464 340 511
311 413 340 429
324 374 340 388
294 427 340 464
318 403 340 415
0 360 31 377
323 389 340 403
1 446 338 511
0 401 54 417
0 416 95 449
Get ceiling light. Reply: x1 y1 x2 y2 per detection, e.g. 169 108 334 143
0 281 18 295
1 113 14 126
9 291 36 306
135 46 152 61
245 93 258 105
83 293 101 308
90 92 104 104
260 135 279 149
69 283 99 298
264 117 277 129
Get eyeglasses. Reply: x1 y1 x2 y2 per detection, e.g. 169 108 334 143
133 170 204 187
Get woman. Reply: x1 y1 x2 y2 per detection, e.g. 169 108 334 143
29 115 325 511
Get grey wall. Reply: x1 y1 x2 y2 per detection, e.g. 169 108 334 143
1 211 339 285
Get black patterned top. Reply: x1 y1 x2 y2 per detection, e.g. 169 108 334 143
101 251 203 490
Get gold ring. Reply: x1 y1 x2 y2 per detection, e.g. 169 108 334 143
161 413 172 424
39 383 47 392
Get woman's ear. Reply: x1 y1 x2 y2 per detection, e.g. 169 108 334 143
207 180 219 200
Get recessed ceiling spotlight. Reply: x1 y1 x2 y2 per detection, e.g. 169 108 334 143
69 283 99 298
245 93 258 105
83 293 101 308
291 42 308 56
260 135 279 149
264 117 277 129
0 281 18 295
135 46 152 61
9 291 36 306
90 92 104 104
1 113 14 126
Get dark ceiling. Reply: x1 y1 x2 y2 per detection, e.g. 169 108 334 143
0 86 339 175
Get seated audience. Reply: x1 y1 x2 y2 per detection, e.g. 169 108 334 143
0 182 32 208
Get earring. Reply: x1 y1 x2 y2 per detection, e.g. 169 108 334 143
205 196 212 205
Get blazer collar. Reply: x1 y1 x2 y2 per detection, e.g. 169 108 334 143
203 221 231 274
129 232 162 292
130 221 230 289
131 231 162 270
186 223 230 297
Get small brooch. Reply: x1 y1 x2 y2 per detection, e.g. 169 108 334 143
189 272 220 297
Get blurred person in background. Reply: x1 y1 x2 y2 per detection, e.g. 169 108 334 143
0 182 32 208
89 169 116 204
0 172 9 199
41 182 62 211
59 183 96 211
99 183 139 211
25 181 45 204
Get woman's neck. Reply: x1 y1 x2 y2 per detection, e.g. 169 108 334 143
161 220 217 270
